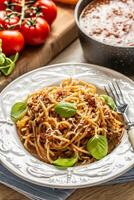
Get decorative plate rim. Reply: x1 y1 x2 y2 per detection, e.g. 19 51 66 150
0 63 134 189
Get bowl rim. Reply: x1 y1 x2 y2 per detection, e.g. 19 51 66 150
74 0 134 49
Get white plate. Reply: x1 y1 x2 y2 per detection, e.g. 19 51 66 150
0 63 134 189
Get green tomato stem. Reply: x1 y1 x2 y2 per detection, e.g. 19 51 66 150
19 0 25 25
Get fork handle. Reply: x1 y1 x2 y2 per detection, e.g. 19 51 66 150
128 127 134 149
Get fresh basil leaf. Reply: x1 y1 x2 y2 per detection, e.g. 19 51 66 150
0 53 6 65
100 94 116 110
1 61 15 76
11 101 27 122
55 102 77 118
0 57 13 70
0 65 12 69
10 52 19 63
1 53 19 76
87 135 108 160
53 155 78 168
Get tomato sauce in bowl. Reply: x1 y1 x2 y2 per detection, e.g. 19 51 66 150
79 0 134 47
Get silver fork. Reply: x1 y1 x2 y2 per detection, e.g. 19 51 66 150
105 80 134 149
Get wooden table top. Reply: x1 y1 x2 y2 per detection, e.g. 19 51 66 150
0 182 134 200
0 40 134 200
0 5 77 91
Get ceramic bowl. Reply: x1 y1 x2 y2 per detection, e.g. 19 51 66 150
75 0 134 74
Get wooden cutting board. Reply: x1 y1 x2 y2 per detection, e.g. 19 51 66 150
0 5 78 91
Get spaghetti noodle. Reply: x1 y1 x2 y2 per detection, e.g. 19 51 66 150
16 79 124 165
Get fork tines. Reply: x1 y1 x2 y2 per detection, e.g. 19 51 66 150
105 80 126 106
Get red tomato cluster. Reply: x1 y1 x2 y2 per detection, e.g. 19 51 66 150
0 0 57 55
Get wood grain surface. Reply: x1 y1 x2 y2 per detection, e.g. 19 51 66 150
0 182 134 200
0 5 77 91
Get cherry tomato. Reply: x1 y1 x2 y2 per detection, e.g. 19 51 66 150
3 12 20 29
34 0 57 25
10 0 22 12
10 0 35 12
10 0 34 12
0 0 8 11
25 7 37 18
0 11 5 29
20 17 50 45
0 30 24 55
